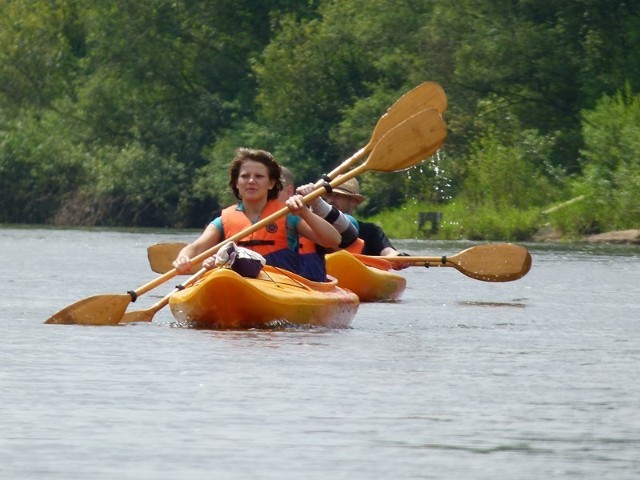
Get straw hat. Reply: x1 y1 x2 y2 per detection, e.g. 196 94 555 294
332 178 366 204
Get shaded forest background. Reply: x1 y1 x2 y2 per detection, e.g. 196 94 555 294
1 0 640 240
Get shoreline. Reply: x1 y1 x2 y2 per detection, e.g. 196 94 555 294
534 227 640 244
3 223 639 245
584 229 640 244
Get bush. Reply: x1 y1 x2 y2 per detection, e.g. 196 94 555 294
572 86 640 233
547 87 640 237
64 143 189 227
0 111 87 223
363 121 560 241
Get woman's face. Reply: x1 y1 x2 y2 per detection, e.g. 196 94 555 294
236 160 276 201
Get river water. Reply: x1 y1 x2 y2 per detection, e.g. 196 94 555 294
1 226 639 479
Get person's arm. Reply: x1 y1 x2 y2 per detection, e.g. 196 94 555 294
296 183 359 248
173 222 222 273
380 246 400 256
286 194 341 249
359 222 410 269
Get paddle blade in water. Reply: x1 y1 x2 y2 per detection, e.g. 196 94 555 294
44 294 131 325
120 308 155 324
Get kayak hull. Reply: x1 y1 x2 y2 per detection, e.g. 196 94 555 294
169 265 359 329
326 250 407 302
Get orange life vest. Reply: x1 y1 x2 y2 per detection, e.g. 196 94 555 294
221 201 300 273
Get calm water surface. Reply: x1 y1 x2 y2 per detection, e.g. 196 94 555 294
1 227 639 479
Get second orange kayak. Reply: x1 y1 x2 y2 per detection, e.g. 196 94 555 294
325 250 406 302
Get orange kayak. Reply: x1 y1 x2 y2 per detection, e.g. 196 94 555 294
169 265 359 329
325 250 406 302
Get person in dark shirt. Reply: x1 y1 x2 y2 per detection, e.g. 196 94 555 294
357 221 397 256
323 178 410 269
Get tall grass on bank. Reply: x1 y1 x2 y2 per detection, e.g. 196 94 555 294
364 200 541 241
364 118 560 241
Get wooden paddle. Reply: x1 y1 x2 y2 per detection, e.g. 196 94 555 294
147 242 197 274
357 244 532 282
45 107 446 326
119 266 214 324
317 82 446 185
147 243 531 282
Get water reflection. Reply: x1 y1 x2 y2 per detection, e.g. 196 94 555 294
459 300 527 308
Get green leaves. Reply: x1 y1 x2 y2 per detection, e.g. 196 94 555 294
571 87 640 232
1 0 640 239
0 110 88 223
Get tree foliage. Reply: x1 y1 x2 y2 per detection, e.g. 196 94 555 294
555 87 640 234
0 0 639 238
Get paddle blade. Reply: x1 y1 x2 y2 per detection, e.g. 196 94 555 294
120 307 156 324
371 82 447 148
324 82 448 182
449 244 532 282
364 244 531 282
148 242 192 274
44 294 131 325
365 108 447 173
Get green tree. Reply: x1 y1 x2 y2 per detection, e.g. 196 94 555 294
2 0 640 235
0 0 81 112
567 87 640 233
252 0 440 198
0 110 88 223
65 142 188 226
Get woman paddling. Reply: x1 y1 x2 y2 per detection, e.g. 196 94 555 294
172 148 341 279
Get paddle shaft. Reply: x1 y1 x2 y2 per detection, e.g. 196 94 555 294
127 267 210 322
126 111 448 319
371 255 464 264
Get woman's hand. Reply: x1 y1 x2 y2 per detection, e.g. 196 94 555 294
172 255 192 275
202 256 216 269
285 194 308 216
295 183 321 209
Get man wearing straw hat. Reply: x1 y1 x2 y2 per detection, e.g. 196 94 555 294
323 178 409 269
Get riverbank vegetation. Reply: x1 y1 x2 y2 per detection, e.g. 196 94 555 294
1 1 639 241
